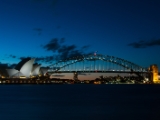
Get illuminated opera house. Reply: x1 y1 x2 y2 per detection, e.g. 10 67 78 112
4 58 48 78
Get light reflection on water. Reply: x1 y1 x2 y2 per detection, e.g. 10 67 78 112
0 84 159 120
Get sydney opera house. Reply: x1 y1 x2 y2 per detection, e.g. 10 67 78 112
0 58 48 78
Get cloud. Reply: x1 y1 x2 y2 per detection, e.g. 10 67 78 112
33 28 42 35
9 38 90 66
0 62 17 69
128 39 160 48
18 56 54 64
0 63 9 69
4 54 17 59
58 46 82 60
43 38 90 60
19 57 31 60
9 54 16 58
9 63 17 69
81 45 90 50
17 53 56 65
35 56 54 64
43 38 61 52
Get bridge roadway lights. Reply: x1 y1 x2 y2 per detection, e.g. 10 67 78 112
48 70 148 74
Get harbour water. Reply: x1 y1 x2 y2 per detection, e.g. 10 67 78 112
0 84 159 120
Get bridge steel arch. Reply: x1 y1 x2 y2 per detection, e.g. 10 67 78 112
48 54 146 72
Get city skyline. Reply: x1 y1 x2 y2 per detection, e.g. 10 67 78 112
0 0 160 70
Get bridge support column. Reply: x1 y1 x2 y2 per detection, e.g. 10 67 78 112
149 64 159 84
73 72 78 81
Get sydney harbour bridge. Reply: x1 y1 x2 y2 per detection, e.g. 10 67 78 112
47 54 153 81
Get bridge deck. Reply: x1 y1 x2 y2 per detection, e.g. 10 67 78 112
48 70 147 73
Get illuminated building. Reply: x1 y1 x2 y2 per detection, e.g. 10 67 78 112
31 63 41 76
149 64 159 83
40 67 49 76
6 58 35 78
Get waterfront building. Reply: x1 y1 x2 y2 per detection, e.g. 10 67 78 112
6 58 35 78
39 67 49 76
31 63 41 77
149 64 159 83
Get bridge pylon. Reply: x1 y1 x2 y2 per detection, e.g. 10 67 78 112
73 72 78 81
149 64 159 84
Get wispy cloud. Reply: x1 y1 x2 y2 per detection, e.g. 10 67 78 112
9 63 17 69
9 54 16 58
33 28 42 35
128 39 160 48
18 56 55 65
0 63 16 69
35 56 54 64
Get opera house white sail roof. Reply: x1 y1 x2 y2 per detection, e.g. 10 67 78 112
40 67 49 76
6 58 35 78
31 64 41 76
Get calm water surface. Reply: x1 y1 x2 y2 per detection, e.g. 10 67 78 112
0 84 159 120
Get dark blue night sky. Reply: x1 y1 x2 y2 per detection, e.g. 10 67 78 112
0 0 160 69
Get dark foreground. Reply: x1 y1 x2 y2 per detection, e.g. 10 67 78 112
0 84 160 120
